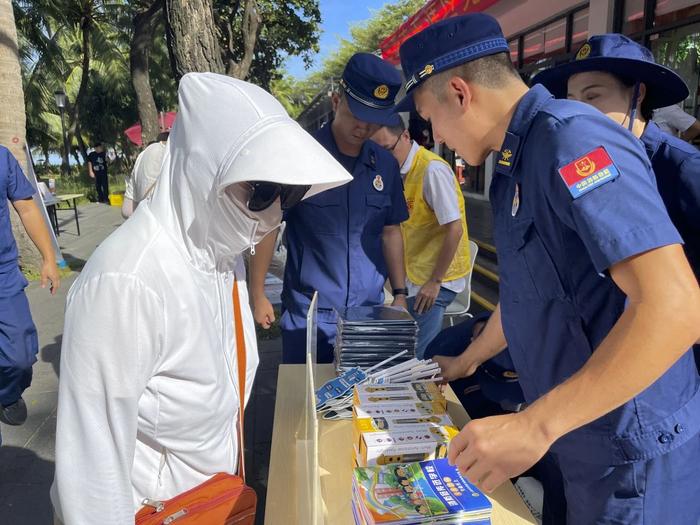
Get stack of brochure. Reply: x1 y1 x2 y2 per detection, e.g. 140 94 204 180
335 306 417 372
352 458 492 525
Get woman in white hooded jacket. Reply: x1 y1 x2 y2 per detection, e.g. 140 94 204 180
50 73 351 525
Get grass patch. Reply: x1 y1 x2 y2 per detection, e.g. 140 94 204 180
22 266 73 282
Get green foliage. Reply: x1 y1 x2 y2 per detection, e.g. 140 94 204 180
273 0 424 116
14 0 178 160
214 0 321 89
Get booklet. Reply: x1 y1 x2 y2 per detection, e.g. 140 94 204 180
352 458 492 524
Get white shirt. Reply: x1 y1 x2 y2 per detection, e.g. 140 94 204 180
653 104 697 135
132 142 167 204
401 141 466 295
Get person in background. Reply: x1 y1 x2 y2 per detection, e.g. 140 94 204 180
249 53 409 364
0 146 59 444
87 142 109 204
532 33 700 369
50 73 351 525
397 14 700 523
121 132 169 219
372 116 470 357
653 103 700 141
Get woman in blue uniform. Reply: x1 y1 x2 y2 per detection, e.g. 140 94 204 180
533 34 700 370
533 34 700 281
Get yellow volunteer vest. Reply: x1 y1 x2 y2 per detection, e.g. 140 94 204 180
401 146 470 285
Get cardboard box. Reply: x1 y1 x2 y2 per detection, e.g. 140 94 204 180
353 382 446 409
357 426 458 467
353 413 457 453
352 401 447 420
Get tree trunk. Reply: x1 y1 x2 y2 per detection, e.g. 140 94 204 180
0 0 42 271
67 17 91 163
164 0 225 79
226 0 260 79
131 0 163 145
0 0 43 271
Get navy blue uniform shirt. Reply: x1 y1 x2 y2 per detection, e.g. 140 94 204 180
0 146 34 296
282 122 409 320
641 121 700 279
492 85 699 465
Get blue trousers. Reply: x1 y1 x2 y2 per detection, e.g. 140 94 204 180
407 286 456 359
0 291 38 406
280 309 335 364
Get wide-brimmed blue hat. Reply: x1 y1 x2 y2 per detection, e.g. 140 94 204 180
340 53 402 126
532 34 688 109
394 13 510 113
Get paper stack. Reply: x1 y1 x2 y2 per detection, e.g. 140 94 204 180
335 306 417 372
352 458 492 524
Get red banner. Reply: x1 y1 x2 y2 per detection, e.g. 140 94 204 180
379 0 501 65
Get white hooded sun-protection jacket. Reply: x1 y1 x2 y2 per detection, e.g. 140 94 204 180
50 73 352 525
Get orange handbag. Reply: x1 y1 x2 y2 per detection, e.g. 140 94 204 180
135 281 257 525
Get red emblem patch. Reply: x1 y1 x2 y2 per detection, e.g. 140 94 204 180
558 146 619 199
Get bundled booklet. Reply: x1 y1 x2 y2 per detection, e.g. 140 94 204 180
352 458 492 525
335 306 418 372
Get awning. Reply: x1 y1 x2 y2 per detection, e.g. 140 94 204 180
124 111 177 147
379 0 501 65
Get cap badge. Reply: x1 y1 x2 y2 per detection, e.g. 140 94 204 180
374 84 390 100
576 43 591 60
420 64 435 78
373 174 384 192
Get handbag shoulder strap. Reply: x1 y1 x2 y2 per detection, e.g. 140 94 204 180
231 280 247 481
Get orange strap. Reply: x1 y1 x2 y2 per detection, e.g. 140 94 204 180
232 280 247 481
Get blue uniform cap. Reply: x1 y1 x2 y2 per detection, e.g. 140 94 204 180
532 34 689 109
395 13 509 113
340 53 402 126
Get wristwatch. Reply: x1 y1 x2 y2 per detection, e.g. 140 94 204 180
392 288 409 296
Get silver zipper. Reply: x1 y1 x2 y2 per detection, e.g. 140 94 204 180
141 498 165 513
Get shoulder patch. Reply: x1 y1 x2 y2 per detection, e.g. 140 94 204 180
558 146 619 199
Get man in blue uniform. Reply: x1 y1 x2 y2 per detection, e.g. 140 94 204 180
251 53 409 364
0 146 60 443
396 14 700 524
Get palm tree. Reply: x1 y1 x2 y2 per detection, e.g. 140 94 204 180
0 0 42 270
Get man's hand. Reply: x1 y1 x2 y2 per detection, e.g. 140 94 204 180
88 170 95 179
391 294 408 310
448 412 552 493
41 259 60 295
252 293 275 329
433 350 479 382
414 279 441 314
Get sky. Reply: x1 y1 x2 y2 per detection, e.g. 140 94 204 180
285 0 395 80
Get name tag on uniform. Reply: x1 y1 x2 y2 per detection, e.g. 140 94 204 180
558 146 619 199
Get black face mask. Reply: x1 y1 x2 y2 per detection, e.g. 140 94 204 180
246 182 311 212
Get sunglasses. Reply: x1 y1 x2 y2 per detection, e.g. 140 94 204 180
246 182 311 212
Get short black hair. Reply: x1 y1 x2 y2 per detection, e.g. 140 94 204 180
424 52 520 98
384 118 406 137
617 76 654 122
93 142 103 148
157 131 170 142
